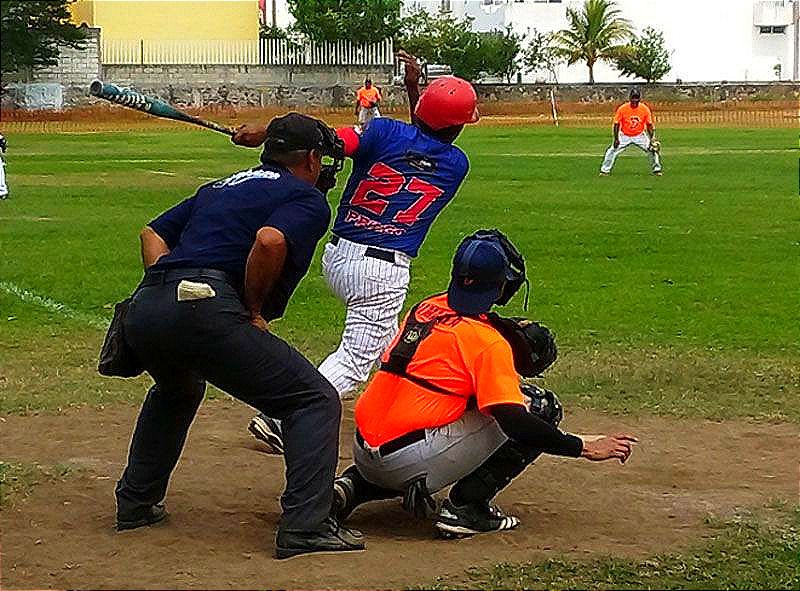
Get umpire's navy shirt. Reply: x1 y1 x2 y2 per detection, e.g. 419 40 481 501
148 162 330 321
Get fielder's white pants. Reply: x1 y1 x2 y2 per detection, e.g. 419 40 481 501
353 410 508 494
600 132 662 173
358 106 380 127
317 237 411 398
0 156 8 197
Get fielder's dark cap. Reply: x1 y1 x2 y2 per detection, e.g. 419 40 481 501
630 87 641 98
447 236 510 315
264 112 326 153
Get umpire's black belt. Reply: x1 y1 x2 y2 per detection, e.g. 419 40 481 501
356 428 426 457
330 235 397 264
142 267 236 287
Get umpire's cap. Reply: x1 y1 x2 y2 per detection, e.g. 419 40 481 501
447 234 510 315
264 112 329 154
415 76 480 131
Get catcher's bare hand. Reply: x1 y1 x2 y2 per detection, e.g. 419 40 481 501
396 50 422 85
580 433 638 464
232 123 268 147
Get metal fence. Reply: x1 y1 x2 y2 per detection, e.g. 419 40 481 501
259 38 394 66
101 38 394 66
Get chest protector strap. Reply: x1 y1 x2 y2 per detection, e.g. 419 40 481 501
379 303 459 397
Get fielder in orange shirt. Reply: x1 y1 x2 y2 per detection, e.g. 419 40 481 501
330 229 638 538
354 78 382 127
600 87 663 176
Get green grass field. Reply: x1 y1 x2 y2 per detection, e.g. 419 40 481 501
2 125 798 417
1 124 798 588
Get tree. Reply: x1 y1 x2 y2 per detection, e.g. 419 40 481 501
551 0 632 84
480 27 523 83
1 0 87 80
523 28 563 83
287 0 403 43
614 27 671 83
396 9 483 81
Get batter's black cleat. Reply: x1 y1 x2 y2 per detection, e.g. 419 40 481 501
331 474 358 521
248 413 284 455
434 498 520 538
275 517 365 559
116 503 168 531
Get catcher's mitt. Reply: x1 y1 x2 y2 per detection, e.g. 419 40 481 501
649 138 661 154
486 314 557 377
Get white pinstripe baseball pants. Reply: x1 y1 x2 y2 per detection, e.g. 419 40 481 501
317 237 411 398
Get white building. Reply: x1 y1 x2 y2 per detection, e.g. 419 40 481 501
265 0 800 82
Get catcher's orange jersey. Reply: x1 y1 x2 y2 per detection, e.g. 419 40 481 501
356 86 381 108
354 294 524 447
614 102 653 136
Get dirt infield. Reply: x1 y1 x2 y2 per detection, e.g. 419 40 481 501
1 400 796 589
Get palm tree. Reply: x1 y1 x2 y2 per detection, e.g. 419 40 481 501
551 0 633 84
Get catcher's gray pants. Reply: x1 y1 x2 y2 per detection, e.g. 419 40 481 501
353 409 508 494
600 132 661 173
358 106 380 127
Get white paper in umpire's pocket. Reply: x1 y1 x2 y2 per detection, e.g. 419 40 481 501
177 280 216 301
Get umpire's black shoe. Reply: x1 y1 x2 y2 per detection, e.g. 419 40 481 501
116 503 168 531
275 517 365 559
434 498 519 538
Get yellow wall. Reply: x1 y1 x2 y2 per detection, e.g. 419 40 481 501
69 0 258 41
70 0 95 26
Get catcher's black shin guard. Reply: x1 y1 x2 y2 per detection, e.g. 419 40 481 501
449 441 541 506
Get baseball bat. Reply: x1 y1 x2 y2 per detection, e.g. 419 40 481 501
89 80 235 136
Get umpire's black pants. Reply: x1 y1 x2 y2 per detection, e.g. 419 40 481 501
115 268 341 533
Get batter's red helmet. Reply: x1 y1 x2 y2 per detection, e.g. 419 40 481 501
415 76 480 131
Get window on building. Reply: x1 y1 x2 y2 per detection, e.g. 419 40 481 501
441 0 451 11
759 25 787 34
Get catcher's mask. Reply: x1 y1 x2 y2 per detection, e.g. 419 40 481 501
260 112 345 174
447 229 529 315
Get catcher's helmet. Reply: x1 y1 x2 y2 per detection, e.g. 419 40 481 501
415 76 480 131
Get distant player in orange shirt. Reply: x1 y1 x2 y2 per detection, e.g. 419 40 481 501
600 88 662 176
329 230 638 538
355 78 382 127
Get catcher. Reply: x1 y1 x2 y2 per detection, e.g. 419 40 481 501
330 229 638 537
599 88 663 176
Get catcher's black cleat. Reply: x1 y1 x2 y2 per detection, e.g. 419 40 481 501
248 413 284 455
331 474 358 521
434 498 520 538
116 503 168 531
275 517 365 559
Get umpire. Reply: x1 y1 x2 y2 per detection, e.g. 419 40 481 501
114 113 364 559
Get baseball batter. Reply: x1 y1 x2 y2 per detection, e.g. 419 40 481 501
330 230 638 536
600 88 662 176
244 53 480 453
0 133 8 199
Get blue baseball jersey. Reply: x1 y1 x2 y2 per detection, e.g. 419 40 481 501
332 117 469 257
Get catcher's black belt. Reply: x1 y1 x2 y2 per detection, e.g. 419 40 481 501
356 428 426 457
330 234 397 264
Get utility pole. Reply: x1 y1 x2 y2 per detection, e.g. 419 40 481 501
793 0 799 80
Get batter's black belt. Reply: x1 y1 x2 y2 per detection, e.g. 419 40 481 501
330 235 397 264
356 428 426 457
142 267 236 287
